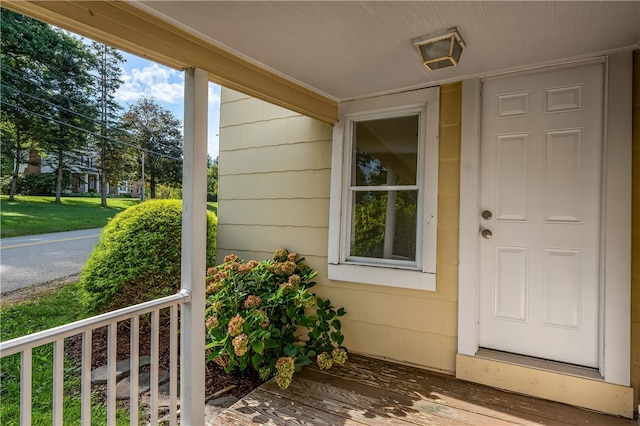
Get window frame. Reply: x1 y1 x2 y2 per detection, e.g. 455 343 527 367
328 86 440 291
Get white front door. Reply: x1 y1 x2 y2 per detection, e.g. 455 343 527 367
478 62 604 368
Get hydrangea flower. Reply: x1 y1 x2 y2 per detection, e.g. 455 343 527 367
275 357 295 389
212 270 227 282
224 254 240 263
206 281 223 296
255 310 269 328
331 348 348 365
243 295 262 309
259 366 273 381
317 352 333 370
232 334 249 356
205 316 219 329
280 276 299 292
288 274 301 287
238 260 259 274
287 252 299 263
224 261 240 272
272 248 289 262
227 315 244 337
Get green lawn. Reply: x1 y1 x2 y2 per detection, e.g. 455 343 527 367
0 196 140 238
0 283 134 425
0 196 218 238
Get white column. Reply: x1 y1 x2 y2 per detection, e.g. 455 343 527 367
180 67 208 425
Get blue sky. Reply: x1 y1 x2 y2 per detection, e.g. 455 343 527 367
115 51 221 159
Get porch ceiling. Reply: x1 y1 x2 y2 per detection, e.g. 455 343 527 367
138 1 640 101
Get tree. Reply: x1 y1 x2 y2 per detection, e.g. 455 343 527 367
41 31 99 203
122 97 183 199
91 41 131 207
0 10 58 200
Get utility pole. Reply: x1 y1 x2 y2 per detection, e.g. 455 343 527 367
140 151 145 201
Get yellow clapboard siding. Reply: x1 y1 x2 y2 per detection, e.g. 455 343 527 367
219 199 329 227
221 141 332 175
217 224 328 258
218 170 331 200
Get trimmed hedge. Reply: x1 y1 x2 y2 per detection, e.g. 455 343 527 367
80 199 216 314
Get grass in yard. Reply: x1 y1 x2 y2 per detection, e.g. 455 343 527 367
0 282 134 425
0 195 139 238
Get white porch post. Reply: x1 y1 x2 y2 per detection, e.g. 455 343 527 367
181 67 208 425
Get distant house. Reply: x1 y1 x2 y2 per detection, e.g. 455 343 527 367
19 149 141 197
116 179 143 199
19 149 102 194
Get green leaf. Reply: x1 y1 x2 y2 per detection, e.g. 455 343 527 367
295 356 311 370
251 353 262 370
264 338 280 349
283 344 297 357
251 339 265 355
337 307 346 316
331 319 342 331
238 355 248 370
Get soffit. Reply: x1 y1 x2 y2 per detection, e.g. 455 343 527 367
139 1 640 101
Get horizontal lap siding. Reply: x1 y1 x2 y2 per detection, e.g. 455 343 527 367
218 88 331 260
218 84 462 374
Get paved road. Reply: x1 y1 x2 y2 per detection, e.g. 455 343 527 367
0 228 102 295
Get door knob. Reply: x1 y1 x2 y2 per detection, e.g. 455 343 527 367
481 229 493 239
481 210 492 220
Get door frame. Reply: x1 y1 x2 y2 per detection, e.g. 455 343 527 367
457 53 632 386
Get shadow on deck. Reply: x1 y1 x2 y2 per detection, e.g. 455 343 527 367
211 354 636 425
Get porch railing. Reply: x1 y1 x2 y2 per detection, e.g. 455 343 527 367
0 289 191 426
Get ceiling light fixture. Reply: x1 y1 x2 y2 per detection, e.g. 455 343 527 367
412 27 465 71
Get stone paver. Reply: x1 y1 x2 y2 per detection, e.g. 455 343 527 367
116 371 170 400
91 356 151 384
140 379 180 408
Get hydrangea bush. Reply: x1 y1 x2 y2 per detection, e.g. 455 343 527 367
205 249 347 389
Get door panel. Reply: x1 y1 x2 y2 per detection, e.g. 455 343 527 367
479 63 604 367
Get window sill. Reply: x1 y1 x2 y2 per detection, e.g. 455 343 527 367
327 263 436 291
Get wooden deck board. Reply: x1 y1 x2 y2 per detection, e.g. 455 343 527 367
211 354 636 426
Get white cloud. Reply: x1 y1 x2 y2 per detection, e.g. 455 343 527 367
208 84 221 106
116 63 184 104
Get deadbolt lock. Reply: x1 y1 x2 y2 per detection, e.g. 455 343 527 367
481 210 492 220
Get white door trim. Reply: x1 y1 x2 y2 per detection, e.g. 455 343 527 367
457 53 632 385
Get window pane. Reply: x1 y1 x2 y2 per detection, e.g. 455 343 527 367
353 115 419 186
350 190 418 261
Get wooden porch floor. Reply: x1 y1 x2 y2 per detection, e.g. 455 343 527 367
211 354 637 425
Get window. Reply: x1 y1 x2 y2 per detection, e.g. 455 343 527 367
328 87 439 290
